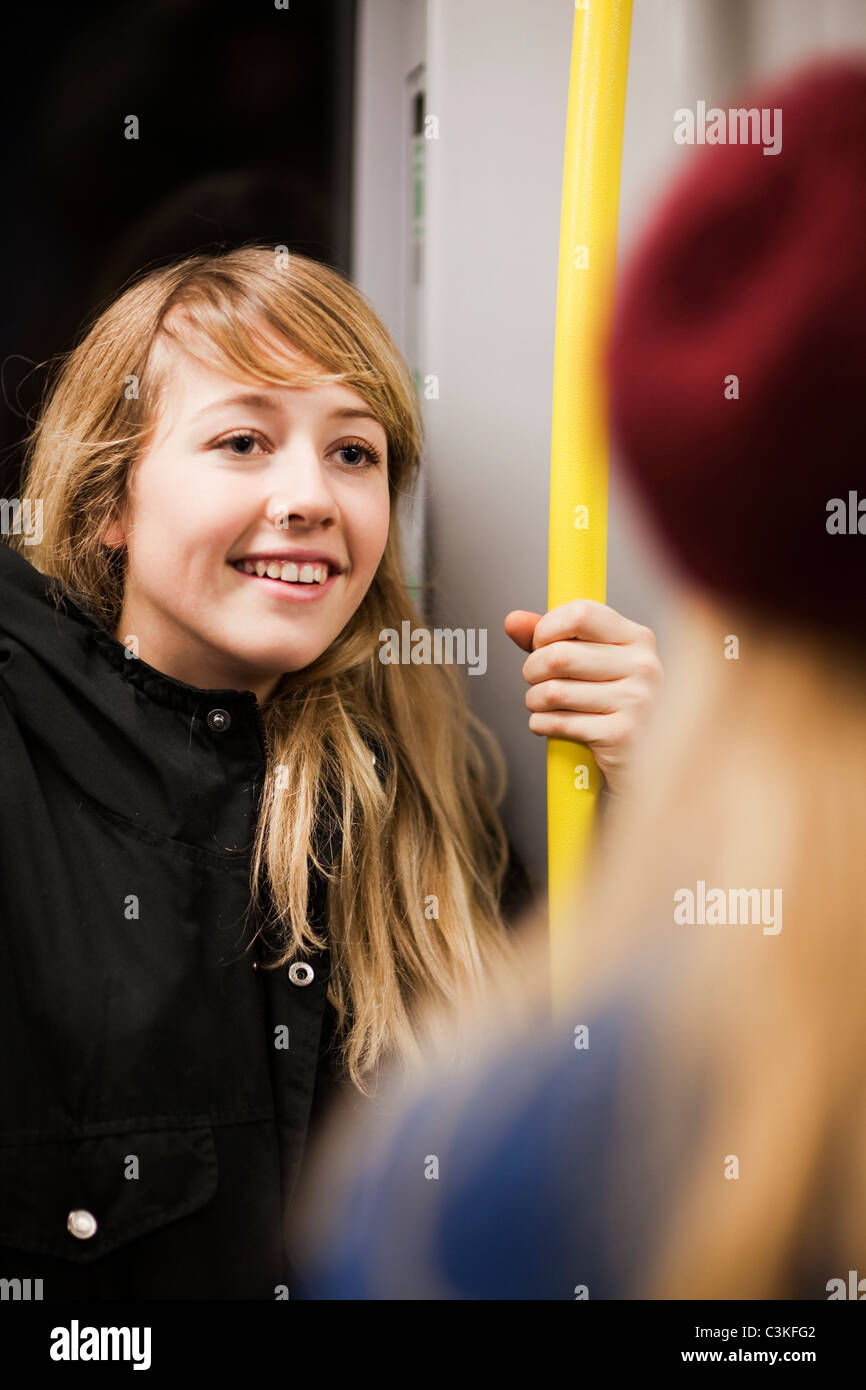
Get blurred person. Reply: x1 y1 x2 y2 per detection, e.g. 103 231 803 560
291 56 866 1301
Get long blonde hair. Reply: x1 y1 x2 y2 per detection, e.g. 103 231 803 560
9 243 521 1093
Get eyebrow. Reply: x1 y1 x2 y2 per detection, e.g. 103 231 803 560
190 391 384 429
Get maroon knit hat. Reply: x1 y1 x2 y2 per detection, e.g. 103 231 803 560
605 57 866 641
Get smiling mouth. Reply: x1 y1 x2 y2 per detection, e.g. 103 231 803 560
231 558 335 587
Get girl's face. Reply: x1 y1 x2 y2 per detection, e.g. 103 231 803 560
103 335 391 704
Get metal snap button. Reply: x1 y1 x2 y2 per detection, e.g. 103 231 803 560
288 962 315 987
67 1209 98 1240
207 708 231 732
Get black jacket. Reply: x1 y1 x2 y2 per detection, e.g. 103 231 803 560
0 538 534 1300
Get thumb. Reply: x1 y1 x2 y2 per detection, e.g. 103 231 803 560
504 610 543 654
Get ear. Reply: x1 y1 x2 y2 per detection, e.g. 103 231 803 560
100 489 132 547
101 507 127 549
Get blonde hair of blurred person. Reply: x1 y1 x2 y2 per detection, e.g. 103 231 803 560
560 584 866 1299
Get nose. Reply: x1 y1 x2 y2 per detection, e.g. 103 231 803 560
265 449 339 532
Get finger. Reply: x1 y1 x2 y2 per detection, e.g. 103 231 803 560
527 709 623 745
504 610 543 654
522 638 640 684
530 598 645 651
525 678 624 716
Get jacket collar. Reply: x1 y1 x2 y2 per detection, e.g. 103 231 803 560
53 577 267 725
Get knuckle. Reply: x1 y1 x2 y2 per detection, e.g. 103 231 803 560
541 681 566 710
567 598 591 628
604 711 632 747
550 646 573 677
633 652 662 683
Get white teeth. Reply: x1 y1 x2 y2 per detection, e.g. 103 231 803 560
235 560 330 585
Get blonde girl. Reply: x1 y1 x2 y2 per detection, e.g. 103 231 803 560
1 243 659 1297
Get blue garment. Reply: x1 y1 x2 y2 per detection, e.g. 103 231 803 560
297 946 843 1301
297 988 662 1300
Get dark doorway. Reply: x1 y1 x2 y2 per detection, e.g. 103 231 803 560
0 0 356 493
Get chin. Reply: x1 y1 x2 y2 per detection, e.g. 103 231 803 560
233 650 314 681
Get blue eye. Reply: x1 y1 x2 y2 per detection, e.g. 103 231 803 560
333 439 382 469
208 431 383 467
211 431 267 457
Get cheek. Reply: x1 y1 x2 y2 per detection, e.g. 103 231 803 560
348 488 391 572
131 474 237 577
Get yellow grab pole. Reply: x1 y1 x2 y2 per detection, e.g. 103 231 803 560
548 0 633 1008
